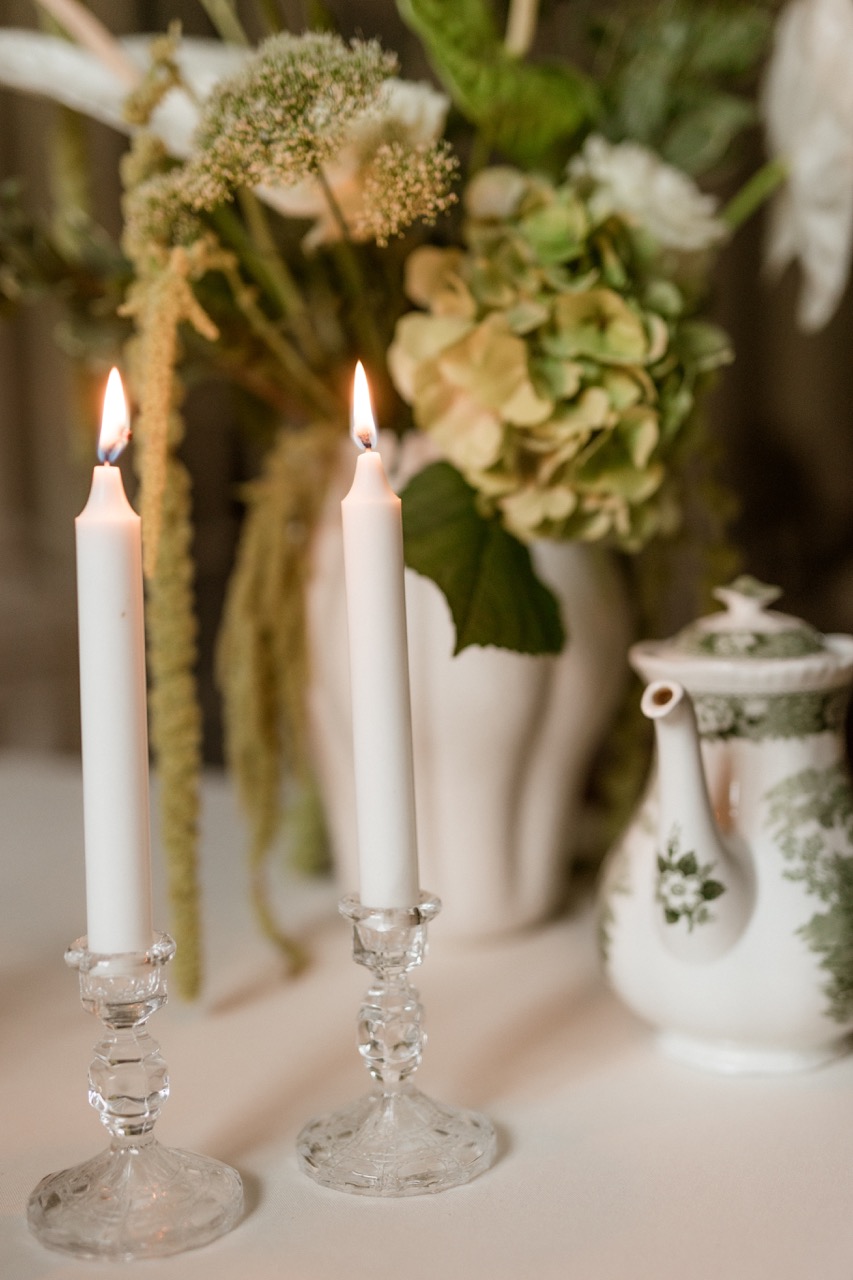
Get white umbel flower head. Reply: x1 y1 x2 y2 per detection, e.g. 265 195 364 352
762 0 853 330
568 134 726 253
263 78 451 247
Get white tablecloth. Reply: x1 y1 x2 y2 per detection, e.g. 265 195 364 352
3 750 853 1279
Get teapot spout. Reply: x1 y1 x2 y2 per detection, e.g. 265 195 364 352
642 680 753 962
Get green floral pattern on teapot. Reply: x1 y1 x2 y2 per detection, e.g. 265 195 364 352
765 763 853 1024
681 630 823 658
656 826 726 930
694 688 849 742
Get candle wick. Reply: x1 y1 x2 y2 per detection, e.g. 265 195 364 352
97 426 132 466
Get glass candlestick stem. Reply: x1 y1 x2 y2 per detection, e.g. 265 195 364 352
27 934 243 1260
297 894 497 1196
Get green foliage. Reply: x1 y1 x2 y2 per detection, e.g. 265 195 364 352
396 0 599 168
397 0 771 180
0 179 130 357
663 95 755 177
0 180 63 313
401 461 565 653
596 1 773 176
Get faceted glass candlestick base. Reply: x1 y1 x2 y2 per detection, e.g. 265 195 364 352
296 894 497 1196
27 934 242 1260
27 1137 243 1261
298 1084 497 1196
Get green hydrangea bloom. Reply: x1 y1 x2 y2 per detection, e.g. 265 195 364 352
389 165 731 549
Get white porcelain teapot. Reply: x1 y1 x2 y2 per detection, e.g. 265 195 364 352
599 576 853 1073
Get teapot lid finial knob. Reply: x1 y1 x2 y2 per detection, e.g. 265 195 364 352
713 576 782 620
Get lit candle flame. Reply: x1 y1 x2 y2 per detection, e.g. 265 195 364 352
97 367 131 464
351 361 377 451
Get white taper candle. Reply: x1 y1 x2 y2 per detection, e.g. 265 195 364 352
341 363 420 908
75 368 153 953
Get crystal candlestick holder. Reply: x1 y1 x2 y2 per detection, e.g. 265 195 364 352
27 933 243 1260
297 893 497 1195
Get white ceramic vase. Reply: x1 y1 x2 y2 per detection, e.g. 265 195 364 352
306 440 632 938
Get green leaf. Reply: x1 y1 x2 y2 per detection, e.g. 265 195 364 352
609 47 677 145
689 10 772 78
395 0 599 168
598 3 771 179
401 461 566 655
664 908 680 925
673 319 733 373
399 0 497 52
662 93 756 177
702 879 726 901
677 852 698 876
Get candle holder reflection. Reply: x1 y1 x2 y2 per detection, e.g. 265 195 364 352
296 893 497 1196
27 934 243 1261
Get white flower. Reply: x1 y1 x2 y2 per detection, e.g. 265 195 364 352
0 31 247 158
568 134 726 253
263 79 450 247
762 0 853 330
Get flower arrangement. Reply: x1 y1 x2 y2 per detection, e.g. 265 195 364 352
1 0 844 993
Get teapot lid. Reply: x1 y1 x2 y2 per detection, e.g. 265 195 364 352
631 576 853 693
672 576 824 658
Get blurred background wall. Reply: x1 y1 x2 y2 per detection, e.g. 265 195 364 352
1 0 852 760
